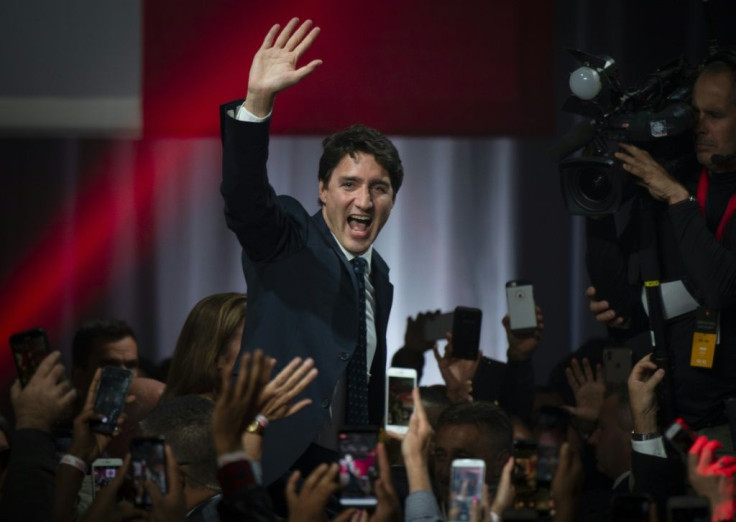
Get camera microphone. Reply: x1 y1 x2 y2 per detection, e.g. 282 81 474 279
711 153 736 167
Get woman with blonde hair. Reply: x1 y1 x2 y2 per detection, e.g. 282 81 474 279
163 292 246 400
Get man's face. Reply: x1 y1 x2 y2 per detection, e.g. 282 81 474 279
319 152 394 256
587 395 631 481
432 424 501 504
73 335 139 400
693 71 736 172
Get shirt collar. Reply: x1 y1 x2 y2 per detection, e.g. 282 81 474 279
330 232 373 275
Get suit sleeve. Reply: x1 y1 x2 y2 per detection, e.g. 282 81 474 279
220 101 305 263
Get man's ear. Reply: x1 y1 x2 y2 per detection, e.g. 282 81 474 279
318 180 326 205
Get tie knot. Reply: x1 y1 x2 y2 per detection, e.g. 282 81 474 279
351 257 367 275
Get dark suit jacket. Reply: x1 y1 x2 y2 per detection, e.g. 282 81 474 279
220 102 393 485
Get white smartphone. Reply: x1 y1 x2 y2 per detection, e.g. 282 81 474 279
385 367 417 435
449 458 486 522
91 457 123 497
506 280 537 332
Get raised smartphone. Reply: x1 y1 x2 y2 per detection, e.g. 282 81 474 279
506 281 537 332
603 347 633 384
664 418 697 457
423 311 455 342
449 458 486 522
89 367 133 434
385 367 417 435
452 306 482 360
9 327 52 387
129 436 167 509
92 457 123 497
338 427 379 507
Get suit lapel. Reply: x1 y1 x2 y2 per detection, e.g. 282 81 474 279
312 209 360 291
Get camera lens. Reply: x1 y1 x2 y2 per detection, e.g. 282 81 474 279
577 168 611 202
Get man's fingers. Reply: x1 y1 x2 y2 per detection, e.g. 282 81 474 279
285 398 313 417
261 23 281 49
565 367 579 391
285 19 314 51
36 350 62 378
85 368 103 410
274 17 300 48
582 358 595 382
285 469 301 505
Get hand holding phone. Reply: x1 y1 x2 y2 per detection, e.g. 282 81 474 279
128 436 168 509
9 327 52 387
89 367 133 434
449 459 486 522
338 427 379 507
451 307 483 360
92 458 123 497
506 281 537 332
385 367 417 435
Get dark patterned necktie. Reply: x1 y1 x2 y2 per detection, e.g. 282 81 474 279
346 257 370 425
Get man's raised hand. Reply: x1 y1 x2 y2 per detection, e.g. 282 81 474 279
245 18 323 117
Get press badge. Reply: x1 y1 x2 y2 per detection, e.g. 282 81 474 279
690 307 720 369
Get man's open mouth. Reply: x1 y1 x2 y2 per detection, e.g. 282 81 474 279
348 215 372 232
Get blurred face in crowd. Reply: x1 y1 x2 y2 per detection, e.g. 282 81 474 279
588 394 631 481
72 336 139 400
693 70 736 173
319 152 394 256
432 424 500 504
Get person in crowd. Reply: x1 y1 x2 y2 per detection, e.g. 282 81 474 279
0 352 77 520
586 52 736 446
71 317 139 413
220 17 404 487
140 395 221 521
0 415 11 493
163 292 247 401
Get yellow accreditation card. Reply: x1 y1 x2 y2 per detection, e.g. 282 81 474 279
690 307 719 369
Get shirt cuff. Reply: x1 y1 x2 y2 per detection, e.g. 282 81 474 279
235 103 271 122
632 436 667 458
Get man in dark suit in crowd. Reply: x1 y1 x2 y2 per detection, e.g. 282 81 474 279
220 18 404 486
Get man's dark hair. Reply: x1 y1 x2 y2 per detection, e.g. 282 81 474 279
318 124 404 198
71 318 137 369
436 401 513 458
701 50 736 104
139 395 219 491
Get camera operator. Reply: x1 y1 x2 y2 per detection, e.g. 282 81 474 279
586 54 736 448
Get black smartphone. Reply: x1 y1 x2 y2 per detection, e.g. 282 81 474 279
338 427 379 507
9 327 52 387
666 496 710 522
129 436 167 509
664 418 697 457
610 493 654 522
603 347 633 384
451 306 482 360
89 367 133 434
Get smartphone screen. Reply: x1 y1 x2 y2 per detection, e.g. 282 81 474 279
603 347 633 384
90 367 133 434
452 307 482 360
449 459 485 522
129 437 167 509
9 327 51 387
385 369 416 434
512 440 538 510
338 428 379 506
92 458 122 497
506 281 537 332
664 418 697 457
423 312 454 342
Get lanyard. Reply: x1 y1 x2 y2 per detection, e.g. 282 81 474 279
696 167 736 242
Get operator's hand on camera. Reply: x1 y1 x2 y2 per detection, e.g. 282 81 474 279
502 306 544 362
614 143 690 205
585 286 629 328
627 353 664 435
433 336 479 403
563 357 604 425
688 436 736 522
79 455 147 522
244 18 323 118
11 351 76 433
404 310 441 351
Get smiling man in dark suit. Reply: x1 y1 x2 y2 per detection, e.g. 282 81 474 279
220 17 404 487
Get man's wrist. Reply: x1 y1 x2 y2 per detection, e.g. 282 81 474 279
667 187 691 206
15 417 53 433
